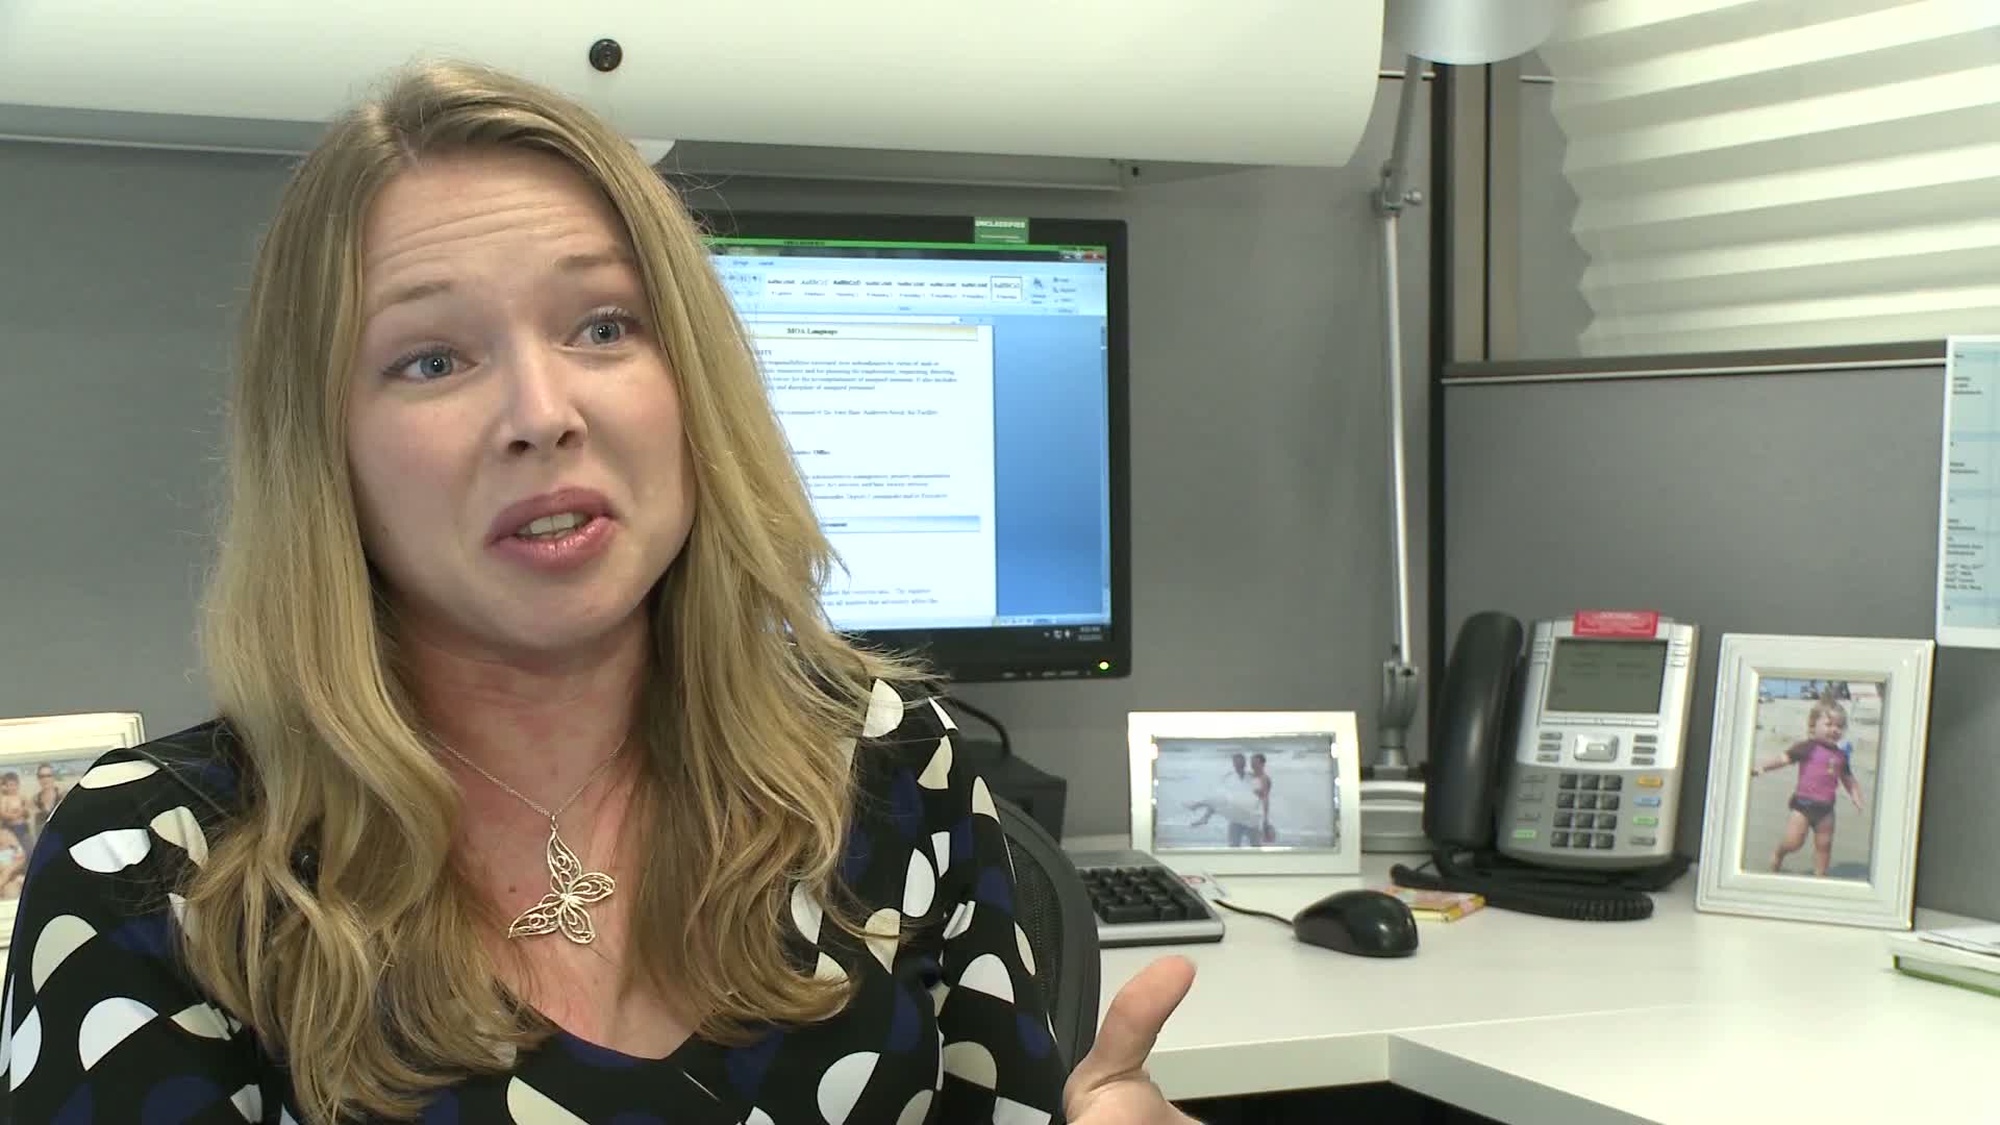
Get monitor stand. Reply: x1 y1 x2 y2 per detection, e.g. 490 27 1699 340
955 737 1069 842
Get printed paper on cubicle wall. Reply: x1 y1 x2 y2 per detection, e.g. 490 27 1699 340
1937 336 2000 648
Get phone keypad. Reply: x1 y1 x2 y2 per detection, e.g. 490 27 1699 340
1545 773 1633 848
1549 831 1616 850
1513 771 1668 854
1560 774 1624 791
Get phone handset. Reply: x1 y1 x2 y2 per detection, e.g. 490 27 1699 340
1422 611 1524 850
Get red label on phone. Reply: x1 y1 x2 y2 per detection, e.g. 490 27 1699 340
1573 610 1660 638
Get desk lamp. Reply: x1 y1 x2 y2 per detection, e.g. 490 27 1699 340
1360 0 1561 851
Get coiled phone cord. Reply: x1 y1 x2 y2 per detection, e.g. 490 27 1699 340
1389 849 1690 922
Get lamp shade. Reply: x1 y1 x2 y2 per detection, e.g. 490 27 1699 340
1385 0 1561 65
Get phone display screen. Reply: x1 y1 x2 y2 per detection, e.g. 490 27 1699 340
1543 639 1668 714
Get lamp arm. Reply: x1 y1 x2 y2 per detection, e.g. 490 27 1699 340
1373 55 1429 216
1370 57 1429 778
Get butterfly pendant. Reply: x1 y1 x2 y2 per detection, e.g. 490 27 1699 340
507 824 617 945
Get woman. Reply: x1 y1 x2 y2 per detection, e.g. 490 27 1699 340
0 60 1194 1123
30 764 67 835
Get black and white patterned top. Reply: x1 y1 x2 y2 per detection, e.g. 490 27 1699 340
0 680 1065 1123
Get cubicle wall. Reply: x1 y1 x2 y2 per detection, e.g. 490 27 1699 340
1443 346 2000 920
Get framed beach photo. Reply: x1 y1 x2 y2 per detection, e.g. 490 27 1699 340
1695 635 1934 929
0 712 146 947
1128 710 1362 876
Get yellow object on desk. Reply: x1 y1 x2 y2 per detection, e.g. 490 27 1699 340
1374 885 1484 922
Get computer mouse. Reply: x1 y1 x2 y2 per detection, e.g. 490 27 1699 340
1292 889 1419 957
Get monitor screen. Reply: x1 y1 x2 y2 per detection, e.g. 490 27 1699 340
699 212 1130 682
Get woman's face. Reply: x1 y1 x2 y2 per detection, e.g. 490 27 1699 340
345 148 695 666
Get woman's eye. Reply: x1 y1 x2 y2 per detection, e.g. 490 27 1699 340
385 349 460 382
576 310 640 347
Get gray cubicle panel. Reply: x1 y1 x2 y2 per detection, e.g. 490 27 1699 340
1442 347 2000 921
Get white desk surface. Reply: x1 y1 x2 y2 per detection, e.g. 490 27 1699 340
1069 837 1999 1125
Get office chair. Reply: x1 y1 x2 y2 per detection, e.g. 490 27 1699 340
994 794 1100 1071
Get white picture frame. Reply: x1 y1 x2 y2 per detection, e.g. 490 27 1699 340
1128 710 1362 876
0 712 147 947
1695 635 1933 930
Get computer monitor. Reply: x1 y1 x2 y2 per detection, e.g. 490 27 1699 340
699 211 1130 683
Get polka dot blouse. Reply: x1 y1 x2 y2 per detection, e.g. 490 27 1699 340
0 681 1065 1123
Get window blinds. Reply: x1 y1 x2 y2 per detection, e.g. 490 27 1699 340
1538 0 2000 356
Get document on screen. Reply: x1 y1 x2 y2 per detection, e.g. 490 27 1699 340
752 318 999 629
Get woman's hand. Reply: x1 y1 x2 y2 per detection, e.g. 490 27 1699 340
1063 956 1200 1124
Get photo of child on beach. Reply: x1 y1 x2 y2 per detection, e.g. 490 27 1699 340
1738 676 1881 882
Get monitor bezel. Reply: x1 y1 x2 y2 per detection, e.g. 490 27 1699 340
694 209 1133 684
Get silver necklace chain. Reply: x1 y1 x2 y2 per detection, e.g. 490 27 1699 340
437 736 628 825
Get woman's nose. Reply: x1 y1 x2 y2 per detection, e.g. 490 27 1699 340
500 346 587 454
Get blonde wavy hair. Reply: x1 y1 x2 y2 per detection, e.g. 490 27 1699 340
187 59 914 1122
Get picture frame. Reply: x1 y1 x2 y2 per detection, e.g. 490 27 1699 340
1695 634 1934 929
1128 710 1362 876
0 712 147 948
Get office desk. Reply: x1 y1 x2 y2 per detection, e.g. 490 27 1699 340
1072 840 1997 1124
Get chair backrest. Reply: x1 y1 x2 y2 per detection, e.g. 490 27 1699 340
993 794 1100 1072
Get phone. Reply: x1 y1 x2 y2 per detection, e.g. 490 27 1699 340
1394 610 1696 921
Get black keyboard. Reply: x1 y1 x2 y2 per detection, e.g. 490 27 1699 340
1071 850 1226 947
